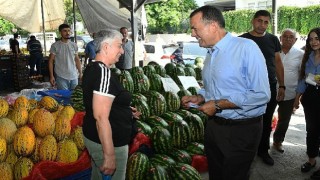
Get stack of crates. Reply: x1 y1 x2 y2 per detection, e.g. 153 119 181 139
0 55 13 91
11 55 31 91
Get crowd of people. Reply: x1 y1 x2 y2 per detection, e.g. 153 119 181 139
7 4 317 180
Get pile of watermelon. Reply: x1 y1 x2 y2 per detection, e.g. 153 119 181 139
71 63 207 179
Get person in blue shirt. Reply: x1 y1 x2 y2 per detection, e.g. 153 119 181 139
294 27 320 179
181 5 271 180
84 33 96 66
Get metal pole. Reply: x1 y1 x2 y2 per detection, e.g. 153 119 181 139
272 0 277 35
41 0 47 56
73 0 77 43
131 0 135 67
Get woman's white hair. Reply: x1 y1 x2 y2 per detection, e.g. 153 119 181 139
94 29 123 53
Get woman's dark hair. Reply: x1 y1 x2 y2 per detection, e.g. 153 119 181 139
299 27 320 80
190 5 225 28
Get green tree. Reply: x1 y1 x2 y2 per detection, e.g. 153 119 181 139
0 18 29 37
64 0 83 34
145 0 198 34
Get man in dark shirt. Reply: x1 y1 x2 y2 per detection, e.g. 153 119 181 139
10 33 21 54
27 35 43 76
240 10 285 166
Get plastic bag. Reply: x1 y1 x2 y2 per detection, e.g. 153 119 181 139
191 155 208 173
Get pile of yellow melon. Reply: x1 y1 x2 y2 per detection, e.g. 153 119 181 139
0 96 85 180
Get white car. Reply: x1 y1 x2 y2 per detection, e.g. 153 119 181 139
143 42 178 67
0 40 10 51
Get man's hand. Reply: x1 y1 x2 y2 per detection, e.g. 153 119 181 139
181 95 204 109
49 76 56 87
277 88 285 101
198 100 216 116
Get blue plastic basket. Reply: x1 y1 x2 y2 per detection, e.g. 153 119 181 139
59 168 92 180
37 89 72 105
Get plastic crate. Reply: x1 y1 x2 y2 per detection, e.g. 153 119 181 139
59 168 92 180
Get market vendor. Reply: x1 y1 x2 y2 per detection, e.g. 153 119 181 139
81 29 140 180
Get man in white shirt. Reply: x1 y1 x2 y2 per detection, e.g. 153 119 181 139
273 28 304 152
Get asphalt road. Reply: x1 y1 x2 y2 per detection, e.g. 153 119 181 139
201 107 319 180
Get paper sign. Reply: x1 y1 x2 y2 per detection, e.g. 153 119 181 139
161 77 180 93
178 76 201 90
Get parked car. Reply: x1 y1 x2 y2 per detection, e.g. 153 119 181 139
176 41 207 65
143 42 178 67
0 40 10 51
71 35 93 53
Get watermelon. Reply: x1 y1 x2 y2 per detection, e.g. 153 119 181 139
195 57 204 64
130 66 144 75
143 65 156 78
154 65 166 77
144 91 167 116
175 109 193 119
188 108 208 125
184 67 196 78
163 91 180 112
118 70 134 93
70 85 85 112
169 148 192 165
170 120 191 148
184 114 205 142
150 154 176 171
126 152 150 180
164 63 176 78
177 89 192 99
110 67 121 76
151 126 172 154
144 115 169 129
185 142 205 156
149 74 164 92
170 163 202 180
146 165 170 180
194 67 202 81
131 98 150 121
187 86 199 95
132 73 150 93
161 112 183 125
136 120 153 137
132 93 148 102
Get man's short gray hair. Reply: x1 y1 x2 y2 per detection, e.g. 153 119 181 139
94 29 123 53
281 28 298 37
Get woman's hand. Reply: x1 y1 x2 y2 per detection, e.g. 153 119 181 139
131 106 141 119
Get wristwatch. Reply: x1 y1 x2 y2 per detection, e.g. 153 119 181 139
278 86 286 90
214 101 222 113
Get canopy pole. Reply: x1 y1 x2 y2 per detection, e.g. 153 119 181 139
73 0 77 43
41 0 47 56
131 0 135 67
272 0 277 35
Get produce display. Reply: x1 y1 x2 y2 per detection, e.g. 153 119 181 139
0 62 207 179
0 95 87 180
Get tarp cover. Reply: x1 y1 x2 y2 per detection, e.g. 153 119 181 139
0 0 65 33
75 0 131 33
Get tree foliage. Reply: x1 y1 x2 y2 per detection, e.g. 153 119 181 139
145 0 198 34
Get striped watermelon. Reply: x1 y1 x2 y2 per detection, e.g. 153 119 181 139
70 85 85 112
154 65 166 77
150 154 176 171
161 112 183 126
185 142 205 156
146 165 170 180
187 86 199 96
175 109 193 119
144 91 167 116
126 152 150 180
170 163 202 180
149 74 164 92
169 148 192 165
184 114 205 142
188 108 208 125
136 120 153 137
176 63 185 69
144 115 169 129
194 67 202 81
177 89 192 99
143 65 156 78
170 120 191 148
130 66 144 75
132 73 150 93
163 91 180 112
172 66 185 85
132 93 148 102
118 70 134 93
164 63 176 78
184 67 197 78
151 126 172 154
131 97 150 121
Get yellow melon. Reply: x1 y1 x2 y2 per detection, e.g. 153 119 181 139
0 118 17 144
13 126 35 157
0 162 13 180
56 139 78 163
0 137 7 162
14 157 34 180
13 96 29 110
33 109 55 137
0 99 9 118
39 135 57 161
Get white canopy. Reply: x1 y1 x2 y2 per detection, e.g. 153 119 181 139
0 0 65 33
